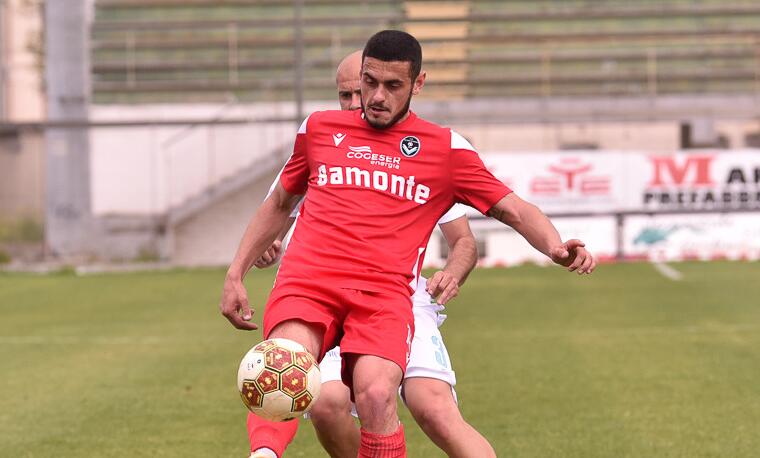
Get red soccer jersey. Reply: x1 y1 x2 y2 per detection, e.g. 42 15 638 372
277 109 511 294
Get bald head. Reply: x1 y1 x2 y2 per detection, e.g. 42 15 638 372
336 50 362 111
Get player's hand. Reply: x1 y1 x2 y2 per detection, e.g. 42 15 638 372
219 276 258 330
253 240 283 269
426 270 460 305
549 239 597 275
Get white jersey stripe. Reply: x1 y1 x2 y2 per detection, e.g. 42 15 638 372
450 130 475 151
297 115 310 134
409 247 425 291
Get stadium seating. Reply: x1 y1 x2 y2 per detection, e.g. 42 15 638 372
91 0 760 102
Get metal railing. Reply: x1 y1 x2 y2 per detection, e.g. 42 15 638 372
90 0 760 102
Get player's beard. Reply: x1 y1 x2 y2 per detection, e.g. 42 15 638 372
361 88 413 130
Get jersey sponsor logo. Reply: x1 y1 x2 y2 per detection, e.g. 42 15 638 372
316 164 430 204
400 136 421 157
348 145 372 153
332 132 346 146
346 146 401 170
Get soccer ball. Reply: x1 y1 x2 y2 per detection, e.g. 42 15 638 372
237 338 321 421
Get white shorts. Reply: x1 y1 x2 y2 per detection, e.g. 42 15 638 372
306 284 457 420
319 286 456 388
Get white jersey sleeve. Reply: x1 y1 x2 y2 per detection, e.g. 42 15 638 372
266 168 303 218
436 203 467 226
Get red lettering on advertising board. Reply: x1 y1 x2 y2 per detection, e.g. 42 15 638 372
547 163 592 190
531 158 610 196
649 156 714 187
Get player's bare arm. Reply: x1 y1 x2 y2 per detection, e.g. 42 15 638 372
221 183 303 330
487 193 597 274
252 216 296 268
427 216 478 305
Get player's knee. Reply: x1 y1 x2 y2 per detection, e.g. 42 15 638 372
417 402 454 427
408 390 460 435
309 391 352 426
354 380 396 416
349 355 402 425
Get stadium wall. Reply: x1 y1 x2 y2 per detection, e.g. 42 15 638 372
170 168 281 266
0 0 44 122
88 102 760 216
0 129 44 220
89 103 332 216
82 100 760 265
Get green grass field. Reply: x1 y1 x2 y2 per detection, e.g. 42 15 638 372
2 262 760 457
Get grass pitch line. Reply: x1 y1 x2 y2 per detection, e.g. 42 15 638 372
651 261 684 281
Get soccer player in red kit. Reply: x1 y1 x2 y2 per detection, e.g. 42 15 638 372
221 30 596 457
245 50 495 458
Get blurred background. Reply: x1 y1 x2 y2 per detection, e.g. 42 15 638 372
1 0 759 268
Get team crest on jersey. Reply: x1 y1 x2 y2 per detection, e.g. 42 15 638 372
400 136 421 157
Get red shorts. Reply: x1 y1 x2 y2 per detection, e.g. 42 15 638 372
262 277 414 389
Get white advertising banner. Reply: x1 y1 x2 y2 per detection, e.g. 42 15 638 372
624 213 760 261
480 150 760 213
632 151 760 212
422 215 618 268
483 152 627 214
425 150 760 267
480 216 619 267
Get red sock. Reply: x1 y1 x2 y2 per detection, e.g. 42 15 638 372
247 413 299 457
358 423 406 458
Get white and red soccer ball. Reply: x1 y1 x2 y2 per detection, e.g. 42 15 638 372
237 338 321 421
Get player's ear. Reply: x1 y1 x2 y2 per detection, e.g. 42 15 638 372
412 70 426 95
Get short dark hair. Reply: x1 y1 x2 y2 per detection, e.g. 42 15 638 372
362 30 422 80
